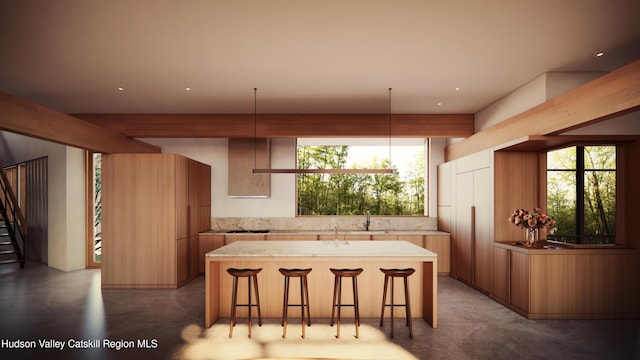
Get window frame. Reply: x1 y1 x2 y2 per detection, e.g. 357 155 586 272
544 144 620 246
295 138 428 216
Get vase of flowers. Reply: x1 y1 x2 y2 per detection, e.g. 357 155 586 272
508 208 556 245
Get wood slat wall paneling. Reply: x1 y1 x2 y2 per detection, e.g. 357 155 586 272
24 157 48 264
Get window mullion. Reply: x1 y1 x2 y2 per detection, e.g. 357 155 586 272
576 146 585 244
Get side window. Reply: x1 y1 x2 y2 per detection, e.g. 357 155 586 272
546 146 616 244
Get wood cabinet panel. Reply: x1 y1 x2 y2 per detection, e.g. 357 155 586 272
424 235 451 274
510 251 530 313
102 153 211 288
454 171 473 285
177 237 189 285
187 160 199 237
102 154 177 288
199 235 225 274
371 235 398 240
198 161 211 206
397 235 423 247
176 155 189 240
188 235 199 279
494 152 539 242
530 253 640 316
198 206 211 233
473 167 492 293
491 247 510 304
225 234 266 243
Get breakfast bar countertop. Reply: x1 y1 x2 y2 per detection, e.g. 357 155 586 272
205 240 439 328
205 240 438 259
200 230 450 236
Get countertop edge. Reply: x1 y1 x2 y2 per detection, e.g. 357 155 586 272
200 230 450 236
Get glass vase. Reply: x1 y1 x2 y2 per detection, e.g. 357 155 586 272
526 228 539 245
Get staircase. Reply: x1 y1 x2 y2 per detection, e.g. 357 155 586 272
0 163 26 268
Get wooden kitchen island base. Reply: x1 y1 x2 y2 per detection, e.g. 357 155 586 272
205 241 438 328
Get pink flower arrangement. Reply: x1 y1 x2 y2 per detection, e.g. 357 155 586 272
508 208 556 233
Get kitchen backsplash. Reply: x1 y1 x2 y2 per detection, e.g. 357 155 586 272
211 216 437 232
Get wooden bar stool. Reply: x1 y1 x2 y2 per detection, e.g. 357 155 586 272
226 268 262 338
279 268 312 339
330 268 363 339
379 268 415 338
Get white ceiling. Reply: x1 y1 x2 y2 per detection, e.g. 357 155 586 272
1 0 639 115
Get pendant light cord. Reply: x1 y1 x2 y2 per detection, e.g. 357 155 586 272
388 87 392 169
254 87 257 169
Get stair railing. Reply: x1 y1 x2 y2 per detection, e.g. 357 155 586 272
0 161 27 263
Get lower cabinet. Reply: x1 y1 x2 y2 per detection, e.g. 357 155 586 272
491 247 530 314
424 235 451 275
198 235 225 274
177 238 189 285
492 243 640 319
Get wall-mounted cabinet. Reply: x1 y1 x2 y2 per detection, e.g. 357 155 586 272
102 153 211 289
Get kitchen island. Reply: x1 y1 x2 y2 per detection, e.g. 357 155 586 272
205 240 438 328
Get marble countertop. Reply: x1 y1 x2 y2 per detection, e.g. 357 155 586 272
201 230 450 236
206 240 438 259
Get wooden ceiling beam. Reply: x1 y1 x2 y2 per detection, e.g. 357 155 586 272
74 113 474 138
445 59 640 161
0 92 160 154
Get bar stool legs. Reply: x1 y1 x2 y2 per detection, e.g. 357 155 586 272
380 268 415 338
330 268 363 339
227 268 263 338
279 268 312 339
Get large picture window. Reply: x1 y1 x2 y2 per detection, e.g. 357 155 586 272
296 138 426 216
546 146 616 244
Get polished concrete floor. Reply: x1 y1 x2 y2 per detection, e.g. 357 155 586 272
0 262 638 360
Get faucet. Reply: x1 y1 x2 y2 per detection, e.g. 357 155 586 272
334 223 349 245
365 211 370 231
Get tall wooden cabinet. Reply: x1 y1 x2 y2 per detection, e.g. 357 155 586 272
439 149 493 294
101 153 211 289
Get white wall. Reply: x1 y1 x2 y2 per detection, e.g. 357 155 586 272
0 131 85 272
474 72 606 134
140 137 442 220
141 137 297 217
561 111 640 135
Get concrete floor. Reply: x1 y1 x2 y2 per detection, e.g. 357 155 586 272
0 262 638 360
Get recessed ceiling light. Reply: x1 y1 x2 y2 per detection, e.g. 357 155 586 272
117 87 124 91
437 102 443 106
455 87 461 91
185 87 191 91
596 52 604 57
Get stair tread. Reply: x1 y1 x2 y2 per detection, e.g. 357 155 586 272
0 259 19 265
0 249 16 255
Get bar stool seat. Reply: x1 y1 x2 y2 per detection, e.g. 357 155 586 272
379 268 415 338
279 268 312 339
330 268 363 339
227 268 262 338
